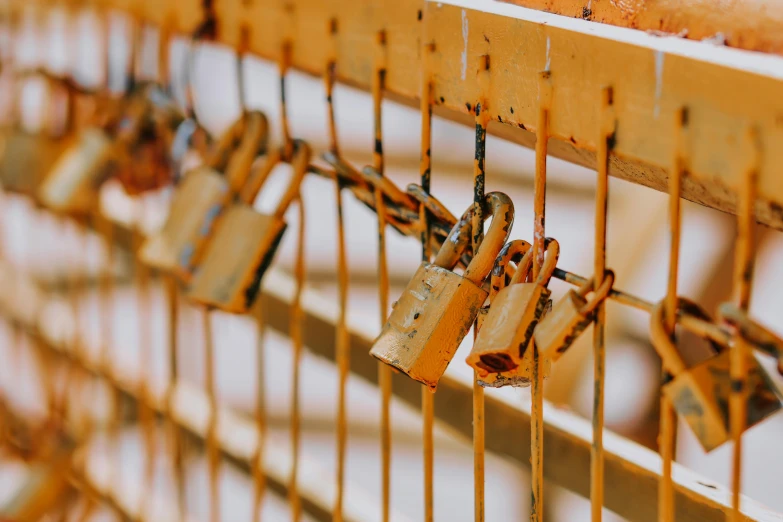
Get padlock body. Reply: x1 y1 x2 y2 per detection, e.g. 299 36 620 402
467 282 551 387
0 131 68 196
534 289 592 364
38 128 113 214
186 204 287 313
371 262 488 390
139 166 229 276
664 349 782 451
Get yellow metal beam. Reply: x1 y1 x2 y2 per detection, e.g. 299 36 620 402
82 0 783 230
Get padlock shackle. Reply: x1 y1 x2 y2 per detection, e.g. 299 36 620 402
490 239 531 300
274 141 312 219
238 140 312 217
203 114 249 170
649 300 688 376
719 302 783 364
508 246 534 286
533 238 560 286
432 208 472 271
223 111 269 193
202 110 268 191
462 192 515 286
579 270 614 316
506 237 558 286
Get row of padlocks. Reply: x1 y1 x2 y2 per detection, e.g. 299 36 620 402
3 5 783 521
6 40 783 456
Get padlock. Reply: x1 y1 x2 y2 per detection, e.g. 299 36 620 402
719 302 783 375
476 239 532 333
370 191 515 390
113 84 185 195
138 110 269 277
0 130 71 198
650 300 782 451
186 140 312 313
37 126 115 214
0 75 73 197
466 238 559 387
38 83 185 213
534 270 614 364
0 439 74 522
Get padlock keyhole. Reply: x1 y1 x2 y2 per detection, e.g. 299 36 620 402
477 353 518 373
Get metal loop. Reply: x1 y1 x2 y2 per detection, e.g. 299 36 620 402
650 297 722 377
239 140 311 219
462 192 515 286
509 237 557 286
533 238 560 286
650 300 689 377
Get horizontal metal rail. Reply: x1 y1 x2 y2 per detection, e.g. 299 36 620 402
2 255 780 522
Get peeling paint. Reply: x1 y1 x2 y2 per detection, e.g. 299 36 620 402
461 9 469 81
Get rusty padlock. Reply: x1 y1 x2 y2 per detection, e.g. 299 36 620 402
534 270 614 365
650 300 782 451
138 110 269 277
0 130 70 198
466 238 560 387
370 192 514 390
472 239 531 335
37 126 115 214
37 83 185 213
185 140 312 313
113 84 185 195
719 302 783 375
0 75 74 197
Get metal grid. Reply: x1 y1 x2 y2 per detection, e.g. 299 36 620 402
0 0 782 521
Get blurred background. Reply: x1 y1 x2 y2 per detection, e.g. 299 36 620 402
0 5 782 521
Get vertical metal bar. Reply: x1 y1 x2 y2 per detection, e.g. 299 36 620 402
371 29 394 522
532 72 551 281
165 275 187 521
251 301 267 522
659 106 687 522
325 18 351 522
134 205 157 521
276 38 305 521
730 126 760 521
472 53 490 522
204 307 221 522
591 86 613 522
531 70 552 522
289 196 306 522
420 35 436 522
